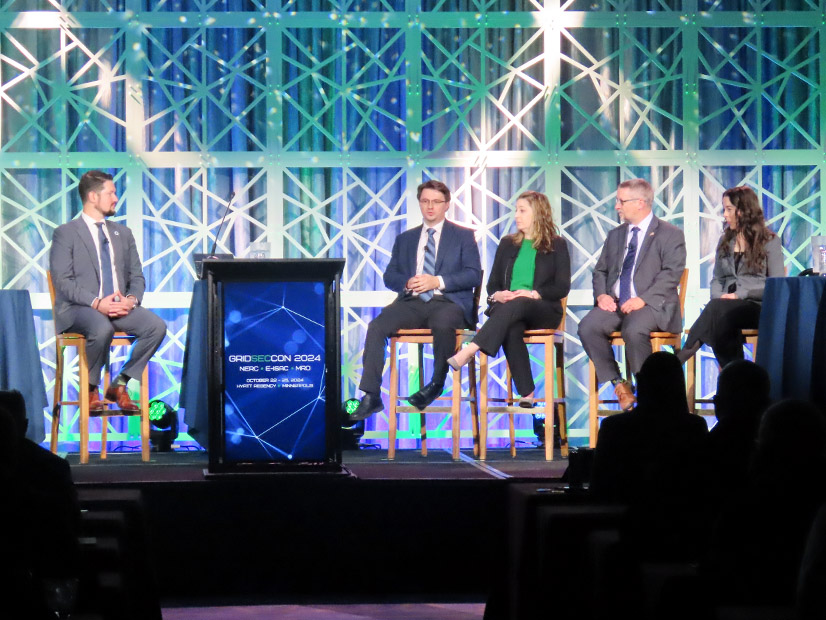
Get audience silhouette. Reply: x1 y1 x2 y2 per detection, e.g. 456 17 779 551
703 398 826 609
590 352 710 561
705 359 771 507
0 389 80 619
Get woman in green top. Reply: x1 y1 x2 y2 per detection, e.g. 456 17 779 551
448 191 571 405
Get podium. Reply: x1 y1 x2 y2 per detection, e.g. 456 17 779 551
202 259 345 473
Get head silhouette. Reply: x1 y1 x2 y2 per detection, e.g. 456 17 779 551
0 390 27 440
635 351 689 414
715 360 770 425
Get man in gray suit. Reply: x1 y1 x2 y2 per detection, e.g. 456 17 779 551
577 178 686 410
49 170 166 412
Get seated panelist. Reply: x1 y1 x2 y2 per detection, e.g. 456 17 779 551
349 180 482 421
447 191 571 406
576 178 686 412
49 170 166 412
677 185 784 368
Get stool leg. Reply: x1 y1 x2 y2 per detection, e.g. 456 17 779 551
100 416 108 459
468 357 479 459
418 343 427 457
451 365 461 461
556 338 568 458
141 366 151 462
544 338 554 462
78 344 90 465
479 353 488 461
388 339 399 461
506 363 516 458
589 360 598 449
686 354 697 414
51 344 64 455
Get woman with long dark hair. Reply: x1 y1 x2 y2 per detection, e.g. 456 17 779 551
678 186 784 367
447 191 570 406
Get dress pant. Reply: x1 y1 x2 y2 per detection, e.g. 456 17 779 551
64 305 167 384
578 304 660 384
359 296 466 395
684 298 761 368
473 297 562 397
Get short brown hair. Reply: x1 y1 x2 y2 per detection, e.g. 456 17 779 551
417 180 451 203
78 170 114 204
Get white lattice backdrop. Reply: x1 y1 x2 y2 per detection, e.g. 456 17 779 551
0 0 823 448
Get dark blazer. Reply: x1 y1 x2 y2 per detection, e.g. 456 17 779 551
49 217 146 334
710 234 784 301
592 215 686 333
486 235 571 314
383 219 482 326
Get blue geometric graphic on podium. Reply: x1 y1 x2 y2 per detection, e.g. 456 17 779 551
222 280 327 462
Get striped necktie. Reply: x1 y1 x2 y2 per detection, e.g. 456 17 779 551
96 222 115 297
619 226 640 306
419 227 436 302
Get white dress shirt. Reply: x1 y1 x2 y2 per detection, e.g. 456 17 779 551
414 219 446 295
81 212 121 298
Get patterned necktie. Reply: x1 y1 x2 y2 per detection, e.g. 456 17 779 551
419 227 436 302
619 226 640 306
96 222 115 297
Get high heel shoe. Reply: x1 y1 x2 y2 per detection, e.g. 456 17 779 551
447 355 464 371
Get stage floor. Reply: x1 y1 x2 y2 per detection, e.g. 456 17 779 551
66 445 569 484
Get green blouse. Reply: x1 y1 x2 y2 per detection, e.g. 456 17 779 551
510 240 537 291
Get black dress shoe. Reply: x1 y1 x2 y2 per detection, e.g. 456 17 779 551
407 381 445 411
349 393 384 421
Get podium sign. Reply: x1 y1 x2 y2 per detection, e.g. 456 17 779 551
204 259 345 473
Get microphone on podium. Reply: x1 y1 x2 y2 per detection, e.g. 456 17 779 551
206 190 236 259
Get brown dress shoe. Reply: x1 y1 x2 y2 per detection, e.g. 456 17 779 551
613 380 637 411
104 383 140 412
88 387 106 411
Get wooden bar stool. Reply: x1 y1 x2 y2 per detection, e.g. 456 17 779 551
588 269 688 447
48 271 150 464
386 328 480 460
478 298 568 461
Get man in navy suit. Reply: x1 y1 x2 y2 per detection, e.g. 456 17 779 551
350 180 482 420
577 178 686 411
49 170 166 412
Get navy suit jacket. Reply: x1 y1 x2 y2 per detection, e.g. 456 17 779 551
383 220 482 326
49 217 146 334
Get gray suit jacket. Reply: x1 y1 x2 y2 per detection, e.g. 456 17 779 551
710 234 784 302
592 215 687 333
49 217 146 334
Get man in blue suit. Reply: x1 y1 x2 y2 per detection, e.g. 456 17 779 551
49 170 166 412
350 180 482 420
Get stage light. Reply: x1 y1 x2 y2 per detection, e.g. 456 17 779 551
340 399 365 450
148 399 179 452
532 412 545 445
343 398 360 417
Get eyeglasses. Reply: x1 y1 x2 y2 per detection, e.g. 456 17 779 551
419 199 447 207
616 197 641 205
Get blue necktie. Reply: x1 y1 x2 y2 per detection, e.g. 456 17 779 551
619 226 640 306
96 222 115 297
419 228 436 302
